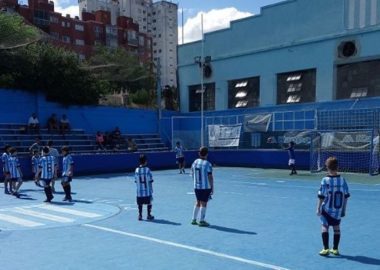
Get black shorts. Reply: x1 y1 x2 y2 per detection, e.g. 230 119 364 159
137 196 152 205
321 209 341 226
176 157 185 164
195 189 212 202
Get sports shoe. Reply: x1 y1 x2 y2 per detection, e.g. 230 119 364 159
319 249 330 256
198 221 210 227
138 215 142 221
4 189 10 194
330 249 340 256
191 219 198 225
147 215 154 220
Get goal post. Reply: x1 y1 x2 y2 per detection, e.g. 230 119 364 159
310 130 379 175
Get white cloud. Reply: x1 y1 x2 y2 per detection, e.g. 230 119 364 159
51 0 79 18
178 7 253 44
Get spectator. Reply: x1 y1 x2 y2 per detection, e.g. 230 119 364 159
60 114 71 135
47 113 59 133
28 113 40 134
111 126 125 149
96 131 106 150
127 137 138 152
29 137 42 155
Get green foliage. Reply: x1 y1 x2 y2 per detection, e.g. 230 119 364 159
0 12 39 49
0 14 156 106
129 89 152 105
86 46 155 95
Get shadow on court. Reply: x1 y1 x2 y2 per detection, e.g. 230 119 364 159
207 225 257 235
329 255 380 265
148 219 181 226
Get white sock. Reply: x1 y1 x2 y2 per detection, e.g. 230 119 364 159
200 207 207 221
192 206 200 220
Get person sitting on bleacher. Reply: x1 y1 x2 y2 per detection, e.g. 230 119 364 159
96 131 106 150
60 114 71 135
27 113 40 134
111 127 126 150
47 113 59 133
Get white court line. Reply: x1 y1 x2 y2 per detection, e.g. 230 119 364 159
0 213 44 227
36 204 101 218
83 224 291 270
11 208 74 223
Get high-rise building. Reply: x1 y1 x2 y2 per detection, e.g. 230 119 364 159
79 0 178 87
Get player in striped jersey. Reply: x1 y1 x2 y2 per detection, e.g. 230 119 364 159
8 147 23 198
35 147 57 202
191 147 214 227
31 150 42 187
316 157 350 256
134 154 154 221
2 144 12 194
47 140 60 193
174 141 186 174
61 146 74 202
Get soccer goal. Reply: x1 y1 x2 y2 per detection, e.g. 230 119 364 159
310 130 380 175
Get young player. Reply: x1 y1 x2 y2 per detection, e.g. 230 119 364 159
35 147 57 202
285 141 297 175
316 157 350 256
31 150 42 187
191 146 214 227
2 145 12 194
8 147 23 198
47 140 60 193
61 146 74 202
134 154 154 221
174 141 185 174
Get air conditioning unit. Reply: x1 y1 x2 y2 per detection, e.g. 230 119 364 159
338 40 358 58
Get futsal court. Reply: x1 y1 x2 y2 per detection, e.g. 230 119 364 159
1 167 379 270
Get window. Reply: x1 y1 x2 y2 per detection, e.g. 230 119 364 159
337 59 380 99
62 35 71 43
50 16 59 23
228 77 260 108
188 83 215 112
75 39 84 46
277 69 316 104
61 21 71 28
75 24 84 31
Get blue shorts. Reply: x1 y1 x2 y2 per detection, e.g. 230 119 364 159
320 209 341 227
195 189 212 202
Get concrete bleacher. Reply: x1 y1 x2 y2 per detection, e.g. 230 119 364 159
0 123 169 155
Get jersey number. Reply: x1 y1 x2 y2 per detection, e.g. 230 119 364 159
328 191 344 209
139 175 147 189
195 168 202 186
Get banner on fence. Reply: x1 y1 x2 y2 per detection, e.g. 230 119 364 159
208 124 242 147
244 114 272 132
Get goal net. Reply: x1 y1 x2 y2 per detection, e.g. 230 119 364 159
310 130 380 175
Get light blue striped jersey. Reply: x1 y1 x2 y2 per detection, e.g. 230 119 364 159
1 152 9 172
62 154 74 177
175 145 184 158
318 175 350 220
134 166 153 197
39 155 56 179
8 155 21 178
191 158 213 189
31 155 40 173
49 147 60 169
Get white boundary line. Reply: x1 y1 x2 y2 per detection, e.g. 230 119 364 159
83 224 291 270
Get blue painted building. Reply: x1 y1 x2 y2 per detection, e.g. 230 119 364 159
177 0 380 112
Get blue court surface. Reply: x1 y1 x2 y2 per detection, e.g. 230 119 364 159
1 167 380 270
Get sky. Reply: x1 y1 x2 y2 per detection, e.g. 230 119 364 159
20 0 284 43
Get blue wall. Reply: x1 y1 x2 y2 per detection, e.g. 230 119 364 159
0 89 159 134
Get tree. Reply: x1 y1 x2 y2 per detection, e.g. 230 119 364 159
0 12 40 50
85 46 155 95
